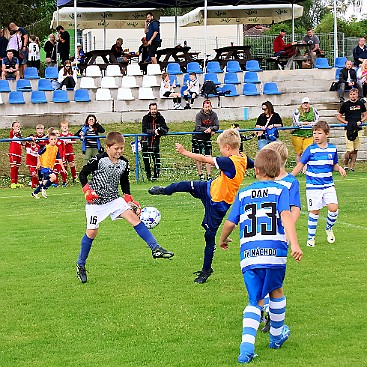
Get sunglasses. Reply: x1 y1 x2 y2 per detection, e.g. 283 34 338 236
262 107 267 110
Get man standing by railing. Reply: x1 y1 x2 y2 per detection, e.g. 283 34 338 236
144 12 161 64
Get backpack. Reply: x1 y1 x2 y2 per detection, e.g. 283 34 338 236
201 80 218 97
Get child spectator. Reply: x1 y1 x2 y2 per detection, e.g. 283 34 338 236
27 34 40 71
149 129 253 284
160 72 182 109
231 123 255 153
219 148 303 364
291 121 346 247
25 134 40 189
32 132 66 199
52 129 66 187
8 121 23 189
183 72 200 109
60 120 77 183
76 43 85 64
259 141 301 333
75 132 174 283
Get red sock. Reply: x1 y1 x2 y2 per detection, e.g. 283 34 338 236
10 166 17 183
70 166 77 179
54 175 59 185
60 171 68 183
31 176 39 188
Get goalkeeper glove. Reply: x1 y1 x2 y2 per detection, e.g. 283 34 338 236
124 194 142 216
82 184 99 203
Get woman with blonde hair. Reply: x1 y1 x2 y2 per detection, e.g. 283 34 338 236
357 59 367 97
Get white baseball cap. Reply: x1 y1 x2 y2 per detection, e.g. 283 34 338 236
302 97 310 104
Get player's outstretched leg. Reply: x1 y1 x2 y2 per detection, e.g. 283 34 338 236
76 234 94 283
149 181 195 196
269 296 290 349
238 304 261 363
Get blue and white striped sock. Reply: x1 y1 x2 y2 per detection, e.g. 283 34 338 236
263 294 270 313
326 210 338 230
269 296 286 342
239 304 262 357
308 213 319 240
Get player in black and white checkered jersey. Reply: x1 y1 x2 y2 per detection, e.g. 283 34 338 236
75 132 174 283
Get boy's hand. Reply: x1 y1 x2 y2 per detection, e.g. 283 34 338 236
220 237 232 250
82 184 99 203
339 166 346 177
175 143 185 154
291 245 303 262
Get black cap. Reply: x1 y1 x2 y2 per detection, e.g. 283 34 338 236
281 29 286 33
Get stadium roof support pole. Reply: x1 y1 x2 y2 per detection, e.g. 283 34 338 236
291 2 295 42
174 4 178 46
74 0 78 62
333 0 338 59
203 0 208 72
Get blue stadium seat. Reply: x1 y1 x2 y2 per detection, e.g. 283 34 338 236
169 74 180 87
224 72 240 85
315 58 332 69
206 61 223 73
183 73 190 86
9 91 25 104
52 90 70 103
0 80 11 92
186 62 203 74
244 71 260 84
204 73 220 85
245 60 262 72
225 60 241 73
335 68 341 80
74 89 91 102
243 83 260 96
221 84 239 97
167 63 183 75
263 82 282 95
31 91 47 104
16 79 32 91
38 78 54 91
180 85 188 97
334 57 347 68
24 67 40 79
45 66 58 79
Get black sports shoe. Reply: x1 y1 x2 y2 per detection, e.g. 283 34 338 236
152 246 174 259
148 186 166 195
194 268 213 284
184 103 191 109
76 263 88 283
261 312 270 333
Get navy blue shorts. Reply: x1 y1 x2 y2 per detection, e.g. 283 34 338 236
243 268 286 306
40 167 54 181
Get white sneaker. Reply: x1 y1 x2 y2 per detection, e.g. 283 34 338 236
326 229 335 243
307 238 315 247
173 103 179 109
41 188 48 198
32 192 40 199
176 105 184 110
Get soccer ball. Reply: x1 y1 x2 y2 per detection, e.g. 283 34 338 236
140 207 161 229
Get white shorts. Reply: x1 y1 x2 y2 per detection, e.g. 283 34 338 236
306 186 338 211
86 197 130 230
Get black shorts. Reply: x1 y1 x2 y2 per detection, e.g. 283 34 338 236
163 91 172 97
192 139 212 156
148 41 160 57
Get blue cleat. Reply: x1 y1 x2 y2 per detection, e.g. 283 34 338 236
238 342 257 364
269 325 290 349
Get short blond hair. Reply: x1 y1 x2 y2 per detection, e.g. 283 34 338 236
60 120 69 127
36 124 44 129
216 129 240 150
266 141 288 166
255 149 281 178
47 127 55 135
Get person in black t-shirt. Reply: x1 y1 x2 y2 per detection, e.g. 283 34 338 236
1 49 20 80
337 88 367 171
56 26 70 64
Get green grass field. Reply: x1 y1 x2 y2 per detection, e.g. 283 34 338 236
0 170 366 367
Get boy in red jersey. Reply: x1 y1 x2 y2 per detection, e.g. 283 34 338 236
32 132 66 199
25 135 40 189
60 121 77 184
52 129 66 186
8 121 23 189
35 124 47 148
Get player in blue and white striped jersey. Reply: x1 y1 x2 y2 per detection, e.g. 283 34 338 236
220 149 303 364
292 121 346 247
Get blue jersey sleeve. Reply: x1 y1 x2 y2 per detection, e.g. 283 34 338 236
215 156 236 179
278 187 290 214
227 193 241 224
38 146 46 155
289 179 301 208
300 145 311 165
247 156 254 169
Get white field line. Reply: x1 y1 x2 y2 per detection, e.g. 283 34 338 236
0 192 71 199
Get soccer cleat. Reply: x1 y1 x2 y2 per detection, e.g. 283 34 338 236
76 263 88 283
41 188 48 198
194 268 213 284
148 186 166 195
207 176 212 181
238 352 257 364
269 325 290 349
16 183 23 188
51 183 58 187
326 228 335 243
31 192 40 199
10 183 17 189
152 246 174 259
199 174 205 182
306 238 315 247
62 182 67 187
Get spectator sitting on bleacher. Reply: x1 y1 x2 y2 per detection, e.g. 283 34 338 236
338 60 363 103
353 37 367 67
183 72 200 109
1 49 20 80
357 59 367 97
273 29 296 58
302 28 322 56
111 38 127 63
57 59 77 90
160 72 183 109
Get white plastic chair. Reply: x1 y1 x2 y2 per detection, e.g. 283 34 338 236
101 77 118 89
126 64 143 76
96 88 113 101
0 94 3 104
146 64 162 75
79 77 97 89
142 75 160 87
117 88 134 101
121 76 138 88
138 87 156 100
106 65 123 77
86 65 102 77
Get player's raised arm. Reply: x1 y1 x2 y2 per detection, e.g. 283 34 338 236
175 143 215 165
